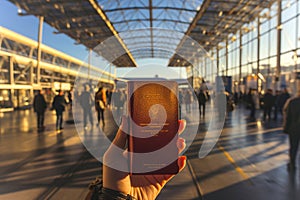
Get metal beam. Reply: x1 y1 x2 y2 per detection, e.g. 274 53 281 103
149 0 154 57
37 16 44 85
104 6 197 13
112 18 191 25
276 0 282 82
88 0 137 67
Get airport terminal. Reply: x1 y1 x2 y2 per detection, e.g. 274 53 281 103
0 0 300 199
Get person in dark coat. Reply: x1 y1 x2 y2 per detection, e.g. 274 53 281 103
262 89 275 121
33 90 47 132
113 89 124 117
80 84 94 129
95 87 106 126
52 90 66 130
278 88 290 116
247 88 256 120
283 90 300 171
197 89 207 117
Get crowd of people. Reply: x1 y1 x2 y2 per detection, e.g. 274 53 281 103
32 85 126 132
244 88 290 121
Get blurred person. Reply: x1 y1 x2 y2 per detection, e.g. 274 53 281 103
52 90 66 130
283 89 300 171
246 88 256 120
197 89 207 117
86 117 187 200
33 90 47 132
278 88 290 116
68 89 73 108
106 89 112 109
95 87 107 127
113 89 125 117
262 89 275 121
178 89 183 118
80 84 94 129
184 90 192 113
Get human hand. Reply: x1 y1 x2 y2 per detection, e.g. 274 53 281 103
103 116 187 200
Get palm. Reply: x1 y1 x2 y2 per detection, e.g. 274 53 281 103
129 174 173 199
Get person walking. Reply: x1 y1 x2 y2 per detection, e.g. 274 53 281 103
262 89 275 121
197 89 207 117
113 89 124 117
283 89 300 171
247 88 256 120
278 88 290 116
52 90 66 130
184 90 192 114
80 84 94 129
33 90 47 132
95 87 107 127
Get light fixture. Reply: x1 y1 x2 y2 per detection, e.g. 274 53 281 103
17 7 22 14
54 3 59 9
231 35 237 41
218 11 223 17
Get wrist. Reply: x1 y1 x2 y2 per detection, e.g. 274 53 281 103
102 187 136 200
88 178 136 200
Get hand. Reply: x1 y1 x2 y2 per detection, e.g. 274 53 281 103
103 117 187 200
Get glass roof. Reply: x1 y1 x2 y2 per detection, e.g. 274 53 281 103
97 0 203 63
8 0 277 67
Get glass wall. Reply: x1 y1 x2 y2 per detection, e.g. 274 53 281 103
200 0 300 95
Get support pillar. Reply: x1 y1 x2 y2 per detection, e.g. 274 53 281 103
257 17 261 92
276 0 282 88
37 16 44 85
239 30 243 86
225 39 229 76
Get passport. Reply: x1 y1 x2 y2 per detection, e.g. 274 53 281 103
127 80 179 174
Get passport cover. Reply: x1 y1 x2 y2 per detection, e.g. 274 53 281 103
127 80 179 174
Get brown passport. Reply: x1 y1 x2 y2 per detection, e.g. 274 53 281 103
127 80 179 174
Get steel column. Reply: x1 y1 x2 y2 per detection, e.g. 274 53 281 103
36 16 44 85
257 17 261 92
239 30 242 85
225 39 228 76
217 46 219 76
276 0 282 83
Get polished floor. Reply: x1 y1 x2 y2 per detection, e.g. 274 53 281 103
0 103 299 200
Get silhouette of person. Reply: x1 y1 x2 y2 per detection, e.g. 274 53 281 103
52 90 66 130
33 90 47 132
80 84 94 129
283 89 300 171
95 87 107 126
197 89 207 117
